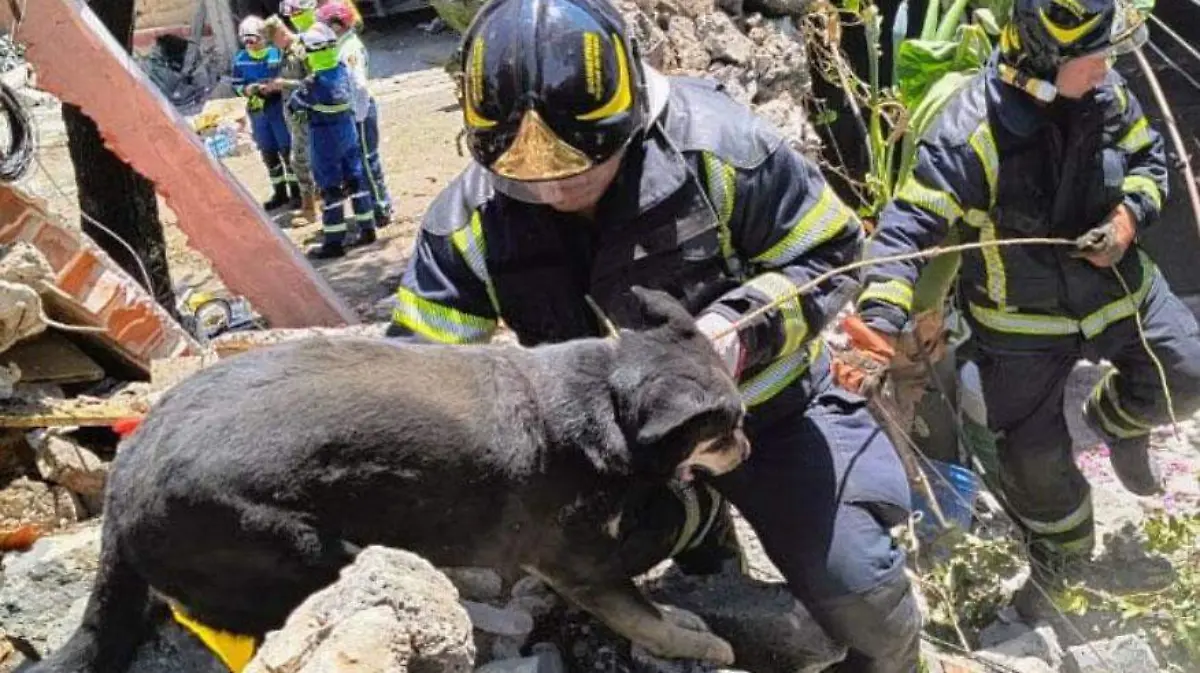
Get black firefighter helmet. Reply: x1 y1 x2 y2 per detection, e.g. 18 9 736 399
458 0 648 187
1001 0 1149 79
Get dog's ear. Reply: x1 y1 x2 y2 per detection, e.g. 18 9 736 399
634 379 719 450
629 286 698 337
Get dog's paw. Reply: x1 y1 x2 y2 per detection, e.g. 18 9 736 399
656 604 711 632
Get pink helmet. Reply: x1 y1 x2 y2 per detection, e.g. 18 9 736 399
315 1 356 28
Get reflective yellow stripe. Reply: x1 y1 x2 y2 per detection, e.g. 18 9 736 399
1091 394 1148 439
965 210 1007 307
968 125 999 206
967 303 1079 336
323 223 349 234
1056 533 1096 555
896 177 964 224
968 253 1156 338
1091 370 1152 434
740 340 822 407
701 152 737 262
450 211 501 314
1018 498 1093 536
858 279 914 313
171 605 256 673
392 287 496 344
1117 117 1152 153
744 272 808 357
1115 85 1129 114
1122 175 1162 211
751 185 856 267
313 102 352 114
1079 254 1154 338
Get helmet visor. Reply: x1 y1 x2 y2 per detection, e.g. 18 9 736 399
490 149 625 206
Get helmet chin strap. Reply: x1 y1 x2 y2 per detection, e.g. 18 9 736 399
998 63 1059 104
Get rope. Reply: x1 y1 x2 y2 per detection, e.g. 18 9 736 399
0 81 34 181
1146 40 1200 96
1148 14 1200 69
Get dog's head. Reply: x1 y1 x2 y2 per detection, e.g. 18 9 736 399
607 287 750 484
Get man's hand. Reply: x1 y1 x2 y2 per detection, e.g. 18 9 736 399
695 312 746 380
831 315 896 396
244 83 264 97
1074 204 1137 268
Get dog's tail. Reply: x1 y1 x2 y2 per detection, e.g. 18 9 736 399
24 516 152 673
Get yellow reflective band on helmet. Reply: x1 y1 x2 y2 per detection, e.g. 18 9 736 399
744 272 808 357
1038 8 1103 46
491 109 594 181
1017 497 1093 536
392 287 497 344
896 177 964 224
577 33 633 121
965 210 1007 308
464 38 496 129
701 152 737 262
450 211 501 314
171 605 256 673
858 279 914 314
751 186 856 268
740 340 822 408
1117 117 1153 153
1123 175 1162 211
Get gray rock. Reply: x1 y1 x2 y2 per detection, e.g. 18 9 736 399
1064 634 1160 673
674 0 716 18
0 523 101 656
0 476 78 532
245 546 475 673
976 622 1062 670
443 567 505 602
644 567 844 673
463 601 535 638
666 17 712 73
31 433 109 508
477 646 565 673
743 0 811 16
507 576 561 620
696 13 755 65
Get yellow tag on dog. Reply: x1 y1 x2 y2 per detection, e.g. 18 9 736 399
170 605 257 673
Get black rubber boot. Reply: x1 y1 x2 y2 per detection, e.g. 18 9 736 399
306 241 346 259
1107 434 1164 496
287 181 303 211
263 184 290 212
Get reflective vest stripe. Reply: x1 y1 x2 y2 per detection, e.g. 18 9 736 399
965 209 1007 308
741 340 822 408
744 272 808 357
392 287 496 344
450 211 501 315
751 185 856 268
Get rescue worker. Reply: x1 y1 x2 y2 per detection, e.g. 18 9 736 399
265 10 320 222
232 15 302 212
386 0 921 668
281 0 319 31
289 23 378 258
839 0 1200 617
317 1 394 228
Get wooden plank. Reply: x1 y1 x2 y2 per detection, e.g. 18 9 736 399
0 395 149 429
0 0 358 329
1 332 105 385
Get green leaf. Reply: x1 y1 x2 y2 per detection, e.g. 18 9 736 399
973 8 1000 35
895 25 990 109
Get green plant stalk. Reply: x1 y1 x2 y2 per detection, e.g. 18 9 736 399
920 0 941 39
935 0 971 41
863 2 892 212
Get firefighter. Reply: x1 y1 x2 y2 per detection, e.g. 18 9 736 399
232 15 301 212
386 0 921 668
265 10 319 222
317 1 394 228
839 0 1200 617
281 0 319 30
288 23 378 259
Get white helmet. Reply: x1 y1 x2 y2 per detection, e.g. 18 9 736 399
300 22 339 51
238 15 266 40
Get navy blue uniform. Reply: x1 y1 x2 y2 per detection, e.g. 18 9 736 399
388 76 920 672
859 56 1200 561
289 63 376 245
232 46 298 196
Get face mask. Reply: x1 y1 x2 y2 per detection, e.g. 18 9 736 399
306 48 340 73
290 10 316 31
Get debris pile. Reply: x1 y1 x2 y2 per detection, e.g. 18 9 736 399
619 0 819 150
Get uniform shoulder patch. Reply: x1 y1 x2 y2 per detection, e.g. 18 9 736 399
660 77 783 170
421 164 495 237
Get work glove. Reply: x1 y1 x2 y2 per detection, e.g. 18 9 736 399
831 314 896 397
1073 204 1137 268
695 312 746 380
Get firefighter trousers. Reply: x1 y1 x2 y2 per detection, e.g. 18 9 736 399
972 272 1200 562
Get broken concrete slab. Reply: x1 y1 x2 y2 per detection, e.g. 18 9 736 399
1064 634 1160 673
30 431 108 512
2 331 105 385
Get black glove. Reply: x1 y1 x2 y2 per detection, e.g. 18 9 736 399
1072 221 1125 266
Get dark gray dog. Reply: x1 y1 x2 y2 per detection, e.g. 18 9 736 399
30 288 749 672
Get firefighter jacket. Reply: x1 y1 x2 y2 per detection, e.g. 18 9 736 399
859 56 1168 349
388 75 864 410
